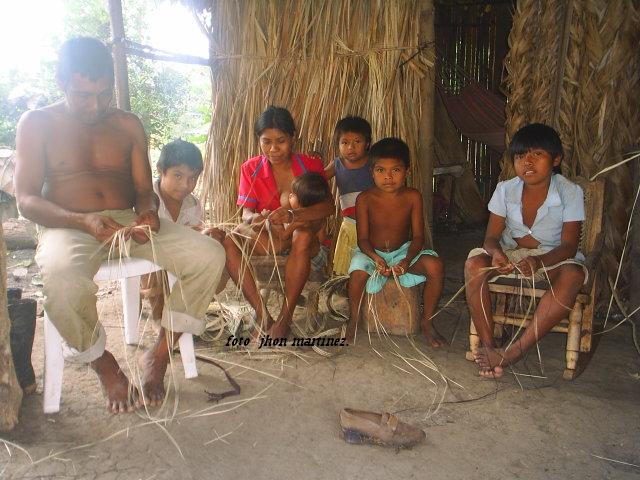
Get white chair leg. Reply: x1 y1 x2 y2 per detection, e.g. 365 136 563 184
43 315 64 414
179 334 198 379
167 272 198 379
121 276 141 345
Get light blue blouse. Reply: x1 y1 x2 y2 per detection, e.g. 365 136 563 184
488 174 585 260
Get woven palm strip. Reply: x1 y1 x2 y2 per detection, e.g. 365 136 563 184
186 0 435 245
501 0 640 286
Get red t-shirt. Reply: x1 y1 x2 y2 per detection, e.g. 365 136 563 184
237 154 325 212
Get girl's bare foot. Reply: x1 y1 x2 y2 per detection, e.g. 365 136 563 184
91 351 140 414
473 347 507 378
137 349 168 406
421 320 446 347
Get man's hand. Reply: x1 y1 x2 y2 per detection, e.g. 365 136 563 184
515 256 540 277
131 210 160 244
391 258 410 276
83 214 125 243
268 207 292 225
491 250 513 275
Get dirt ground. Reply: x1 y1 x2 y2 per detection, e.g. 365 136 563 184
2 226 639 480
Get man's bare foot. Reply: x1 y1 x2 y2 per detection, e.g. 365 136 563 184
91 351 140 414
473 347 507 378
137 349 168 406
421 320 446 347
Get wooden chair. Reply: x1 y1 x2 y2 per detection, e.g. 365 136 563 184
466 177 605 379
249 254 327 334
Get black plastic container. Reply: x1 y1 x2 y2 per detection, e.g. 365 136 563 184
8 288 37 390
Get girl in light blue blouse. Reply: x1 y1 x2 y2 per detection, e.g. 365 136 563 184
465 123 588 378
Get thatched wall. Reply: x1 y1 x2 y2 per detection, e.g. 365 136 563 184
502 0 640 287
188 0 436 244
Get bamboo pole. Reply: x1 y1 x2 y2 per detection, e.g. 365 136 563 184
108 0 131 111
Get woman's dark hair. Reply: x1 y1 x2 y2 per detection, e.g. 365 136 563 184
333 116 372 147
508 123 564 173
157 139 203 173
291 172 330 207
254 106 296 137
57 37 114 86
369 137 410 168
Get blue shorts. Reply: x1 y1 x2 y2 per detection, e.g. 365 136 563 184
348 241 438 294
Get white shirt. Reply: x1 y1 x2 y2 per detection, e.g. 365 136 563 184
153 178 203 227
488 174 585 259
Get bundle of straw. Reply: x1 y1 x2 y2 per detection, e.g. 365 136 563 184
186 0 436 243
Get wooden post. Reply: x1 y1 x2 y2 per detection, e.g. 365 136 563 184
631 160 640 319
0 223 22 432
418 1 436 248
108 0 131 111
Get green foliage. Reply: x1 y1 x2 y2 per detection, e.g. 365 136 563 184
0 69 60 147
0 0 211 149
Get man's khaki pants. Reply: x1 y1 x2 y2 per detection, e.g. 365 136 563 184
36 209 225 363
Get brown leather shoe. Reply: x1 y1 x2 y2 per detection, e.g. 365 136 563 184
339 408 426 448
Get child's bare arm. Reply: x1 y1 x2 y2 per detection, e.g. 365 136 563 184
355 194 390 275
515 221 581 275
324 160 336 180
393 190 425 274
482 213 512 274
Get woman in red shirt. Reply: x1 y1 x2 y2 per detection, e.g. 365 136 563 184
225 106 333 340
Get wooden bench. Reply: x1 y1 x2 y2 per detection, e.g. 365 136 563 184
466 177 605 380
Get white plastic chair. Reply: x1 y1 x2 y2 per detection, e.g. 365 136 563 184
43 258 198 414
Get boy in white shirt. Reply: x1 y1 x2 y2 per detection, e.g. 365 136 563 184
142 139 204 322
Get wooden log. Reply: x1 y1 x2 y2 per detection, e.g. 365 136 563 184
361 281 421 336
0 222 23 432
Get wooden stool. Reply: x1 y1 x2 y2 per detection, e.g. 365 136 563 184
361 281 421 336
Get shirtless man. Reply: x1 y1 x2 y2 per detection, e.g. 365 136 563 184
14 37 225 413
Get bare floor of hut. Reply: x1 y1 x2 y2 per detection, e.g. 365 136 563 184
2 225 639 479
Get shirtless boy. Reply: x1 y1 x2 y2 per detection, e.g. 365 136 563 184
14 37 225 413
347 138 445 346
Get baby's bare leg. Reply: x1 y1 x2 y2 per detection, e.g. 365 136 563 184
407 255 446 347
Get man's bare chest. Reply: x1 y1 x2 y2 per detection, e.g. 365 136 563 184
44 121 132 174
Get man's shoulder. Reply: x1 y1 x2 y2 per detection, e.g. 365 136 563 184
107 108 143 129
18 103 62 128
